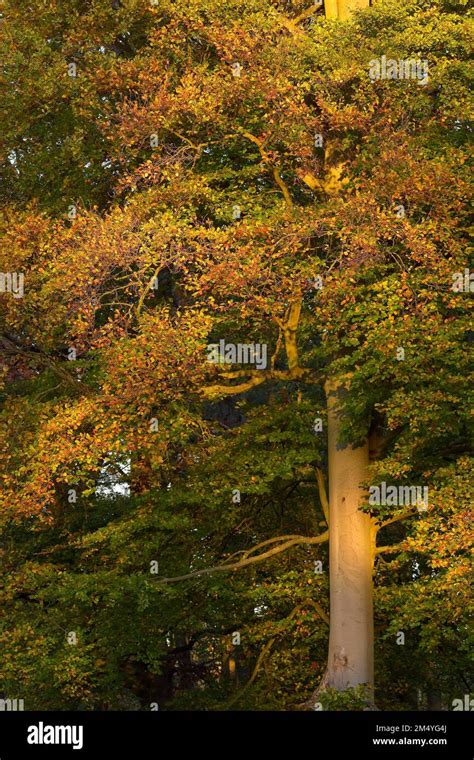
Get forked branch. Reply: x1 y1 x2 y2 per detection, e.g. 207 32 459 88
157 531 329 583
200 292 312 398
241 130 293 208
226 597 329 707
278 3 323 38
376 509 419 532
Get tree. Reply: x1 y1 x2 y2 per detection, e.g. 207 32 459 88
0 0 471 710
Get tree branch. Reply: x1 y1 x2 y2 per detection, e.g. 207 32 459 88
271 327 283 371
199 366 312 399
304 598 330 626
278 3 323 37
316 467 329 526
241 131 293 208
222 534 304 563
376 509 418 531
200 289 315 399
240 534 305 559
226 635 276 707
0 334 83 390
226 597 328 707
200 372 267 399
136 265 161 317
375 543 405 556
274 296 303 372
294 2 324 24
157 531 329 583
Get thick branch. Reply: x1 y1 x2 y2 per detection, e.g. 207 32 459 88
0 334 82 390
200 290 312 399
200 366 312 399
283 298 302 371
227 635 276 708
136 265 161 317
375 544 405 556
241 534 305 559
294 2 324 23
223 533 304 563
226 597 328 707
157 531 329 583
274 296 303 372
376 509 418 532
316 467 329 526
302 143 347 196
304 598 330 626
200 373 267 399
279 2 323 37
271 327 283 371
241 131 293 207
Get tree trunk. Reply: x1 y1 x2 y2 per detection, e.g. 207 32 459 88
324 377 374 692
315 0 374 699
325 0 370 21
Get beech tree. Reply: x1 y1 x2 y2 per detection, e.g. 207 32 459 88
0 0 471 710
